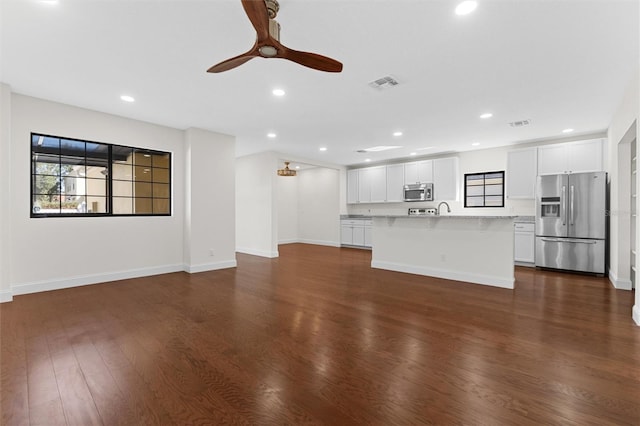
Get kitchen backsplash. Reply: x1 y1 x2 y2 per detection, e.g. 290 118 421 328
347 199 535 217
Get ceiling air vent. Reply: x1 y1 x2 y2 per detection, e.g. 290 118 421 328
369 75 399 90
509 119 531 128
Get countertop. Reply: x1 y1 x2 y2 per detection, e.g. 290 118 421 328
342 214 535 221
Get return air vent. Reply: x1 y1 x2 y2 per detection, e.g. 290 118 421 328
369 75 399 90
509 119 531 128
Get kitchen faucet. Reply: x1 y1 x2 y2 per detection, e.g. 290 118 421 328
437 201 451 215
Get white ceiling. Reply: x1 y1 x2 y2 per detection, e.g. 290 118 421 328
1 0 638 167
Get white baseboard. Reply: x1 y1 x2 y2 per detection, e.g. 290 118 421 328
633 305 640 326
298 239 341 248
236 247 279 258
608 269 633 290
11 264 185 297
0 289 13 303
278 239 299 245
185 259 237 274
371 260 515 289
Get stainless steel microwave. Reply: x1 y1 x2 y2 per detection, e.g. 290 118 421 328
403 183 433 202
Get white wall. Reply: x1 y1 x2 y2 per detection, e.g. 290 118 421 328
606 63 639 323
297 167 341 246
184 128 236 272
236 151 279 257
0 84 12 302
3 92 237 300
277 173 299 244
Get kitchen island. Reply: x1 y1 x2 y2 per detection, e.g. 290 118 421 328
371 215 516 289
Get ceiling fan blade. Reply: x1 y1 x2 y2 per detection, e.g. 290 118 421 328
241 0 270 41
280 47 343 73
207 49 259 73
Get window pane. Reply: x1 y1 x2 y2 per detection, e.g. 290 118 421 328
153 199 170 214
86 165 107 179
467 186 484 196
485 196 503 206
113 197 133 214
466 196 485 207
32 135 59 153
134 166 152 182
113 180 133 197
153 153 170 168
61 177 84 197
112 163 133 180
60 157 85 176
153 168 170 183
135 182 152 197
134 198 153 214
33 175 60 196
485 184 503 196
86 178 107 196
153 183 170 198
113 146 134 164
60 139 85 157
86 196 107 213
134 151 152 166
33 157 60 175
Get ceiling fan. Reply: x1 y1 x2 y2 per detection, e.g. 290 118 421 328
207 0 343 73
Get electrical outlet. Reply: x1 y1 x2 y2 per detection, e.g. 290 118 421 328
209 249 214 256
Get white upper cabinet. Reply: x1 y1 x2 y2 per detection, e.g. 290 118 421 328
404 160 433 184
538 139 604 175
369 166 387 202
433 157 459 200
357 166 386 203
347 169 359 204
507 147 537 199
386 164 405 202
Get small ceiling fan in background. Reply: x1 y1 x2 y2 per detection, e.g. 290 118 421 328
207 0 343 73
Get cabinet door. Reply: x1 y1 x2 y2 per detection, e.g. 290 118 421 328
507 148 537 199
417 160 433 183
358 168 372 203
514 231 535 262
364 226 372 247
568 139 603 173
404 162 419 184
369 166 387 202
386 164 405 202
347 169 359 204
433 157 459 200
538 144 568 175
352 226 365 246
340 225 353 245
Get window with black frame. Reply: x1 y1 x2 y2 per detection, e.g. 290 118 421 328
464 171 505 207
31 133 171 217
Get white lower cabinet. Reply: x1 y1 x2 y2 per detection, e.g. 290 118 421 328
514 222 535 264
340 219 372 248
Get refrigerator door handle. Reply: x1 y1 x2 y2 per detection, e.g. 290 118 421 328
540 238 598 244
561 185 566 226
570 185 575 226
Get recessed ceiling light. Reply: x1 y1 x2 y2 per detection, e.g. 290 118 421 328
319 147 327 151
39 0 58 5
562 128 574 133
472 142 481 146
272 88 285 97
393 131 403 137
365 159 371 162
455 1 478 16
417 147 433 151
480 113 493 119
120 95 135 103
409 152 417 156
267 132 277 138
295 166 300 169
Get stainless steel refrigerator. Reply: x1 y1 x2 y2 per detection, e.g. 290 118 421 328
535 171 606 274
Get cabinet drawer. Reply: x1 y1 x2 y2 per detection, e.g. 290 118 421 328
514 223 534 232
341 219 363 226
363 220 373 226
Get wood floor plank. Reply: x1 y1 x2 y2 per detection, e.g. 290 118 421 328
1 243 639 425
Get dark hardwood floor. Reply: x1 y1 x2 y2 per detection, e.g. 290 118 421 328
1 243 639 425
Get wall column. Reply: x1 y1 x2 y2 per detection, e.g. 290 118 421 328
183 128 237 272
0 84 12 302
